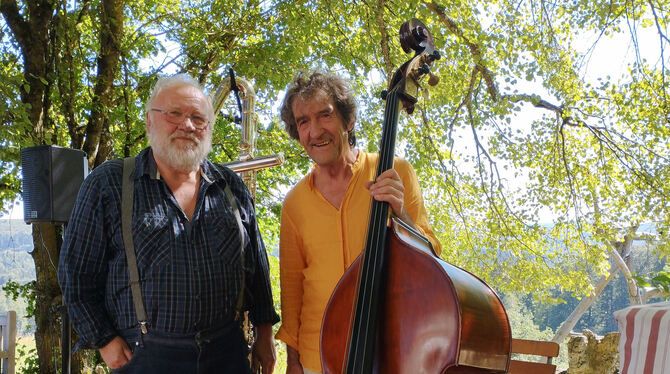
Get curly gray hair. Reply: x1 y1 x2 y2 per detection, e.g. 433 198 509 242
280 70 357 146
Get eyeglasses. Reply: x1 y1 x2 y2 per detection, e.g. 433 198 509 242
151 108 210 129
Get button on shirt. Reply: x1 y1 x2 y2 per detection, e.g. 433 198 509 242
58 148 279 350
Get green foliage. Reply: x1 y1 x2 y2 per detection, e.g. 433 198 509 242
533 241 666 335
2 280 36 318
502 292 568 369
2 279 37 336
0 223 36 335
632 270 670 299
504 293 554 341
15 343 39 374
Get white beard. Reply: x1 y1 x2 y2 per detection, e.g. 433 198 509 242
149 129 212 172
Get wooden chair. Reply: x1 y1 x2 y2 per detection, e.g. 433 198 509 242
508 338 560 374
0 311 17 374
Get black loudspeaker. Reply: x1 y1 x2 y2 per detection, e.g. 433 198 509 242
21 145 88 223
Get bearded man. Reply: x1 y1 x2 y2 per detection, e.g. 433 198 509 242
58 74 279 374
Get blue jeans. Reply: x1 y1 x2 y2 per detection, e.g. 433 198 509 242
112 322 252 374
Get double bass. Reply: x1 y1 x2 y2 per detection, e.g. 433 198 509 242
320 19 512 373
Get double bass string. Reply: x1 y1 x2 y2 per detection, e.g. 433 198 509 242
360 87 400 369
344 87 401 373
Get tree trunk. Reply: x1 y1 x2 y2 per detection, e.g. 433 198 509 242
30 223 85 374
552 262 619 344
1 1 94 371
610 243 641 306
552 230 638 344
83 0 124 169
31 223 60 374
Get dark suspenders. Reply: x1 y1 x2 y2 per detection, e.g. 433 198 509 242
121 157 148 334
120 157 246 334
224 183 247 320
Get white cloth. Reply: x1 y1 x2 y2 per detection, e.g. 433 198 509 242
614 301 670 374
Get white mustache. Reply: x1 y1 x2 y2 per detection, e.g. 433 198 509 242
170 131 200 145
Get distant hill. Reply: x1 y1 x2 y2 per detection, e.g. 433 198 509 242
0 219 35 333
0 219 32 239
0 219 35 284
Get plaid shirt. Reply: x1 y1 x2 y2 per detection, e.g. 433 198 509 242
58 148 279 350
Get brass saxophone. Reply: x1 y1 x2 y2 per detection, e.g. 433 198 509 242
212 75 283 199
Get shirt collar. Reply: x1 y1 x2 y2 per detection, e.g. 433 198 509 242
308 149 363 190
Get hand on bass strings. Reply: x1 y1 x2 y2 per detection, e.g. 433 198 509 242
366 168 413 225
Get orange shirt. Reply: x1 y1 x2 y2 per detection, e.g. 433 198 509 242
275 151 441 372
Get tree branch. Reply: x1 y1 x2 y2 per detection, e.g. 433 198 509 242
0 0 29 49
83 0 124 168
375 0 392 81
425 1 499 101
647 0 669 105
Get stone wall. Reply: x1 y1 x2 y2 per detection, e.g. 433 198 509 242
566 329 620 374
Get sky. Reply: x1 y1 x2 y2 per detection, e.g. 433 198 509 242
3 201 22 220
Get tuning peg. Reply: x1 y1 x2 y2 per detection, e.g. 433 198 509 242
428 72 439 86
381 90 388 100
417 63 439 86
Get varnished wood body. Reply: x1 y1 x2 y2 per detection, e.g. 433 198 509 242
321 218 511 373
